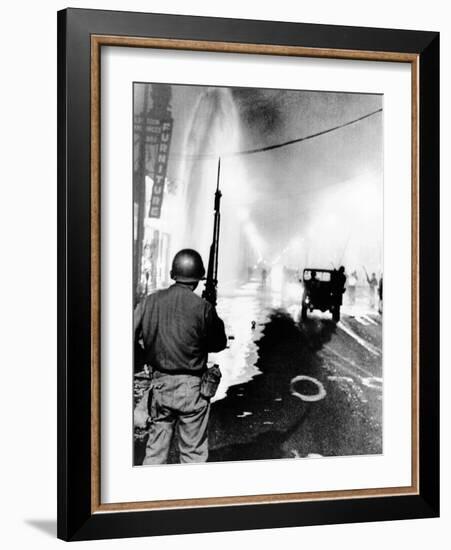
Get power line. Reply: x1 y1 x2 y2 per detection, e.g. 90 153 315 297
168 107 383 160
234 108 382 157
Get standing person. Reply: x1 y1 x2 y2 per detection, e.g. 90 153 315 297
378 275 383 314
347 270 358 306
308 269 320 299
134 248 227 464
365 270 378 308
332 266 347 306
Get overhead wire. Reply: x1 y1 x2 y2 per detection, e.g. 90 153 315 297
231 107 382 157
167 107 383 160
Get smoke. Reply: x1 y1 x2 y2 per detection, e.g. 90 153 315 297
295 172 383 274
233 88 284 134
173 87 252 286
155 83 383 286
231 89 383 275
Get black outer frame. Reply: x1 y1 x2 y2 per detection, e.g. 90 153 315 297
57 8 439 542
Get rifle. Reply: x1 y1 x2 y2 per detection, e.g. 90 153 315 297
202 158 222 306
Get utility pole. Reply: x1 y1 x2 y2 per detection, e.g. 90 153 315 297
133 84 150 305
133 84 173 304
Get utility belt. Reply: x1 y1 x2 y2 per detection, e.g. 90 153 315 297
153 367 205 377
133 364 222 429
152 364 222 399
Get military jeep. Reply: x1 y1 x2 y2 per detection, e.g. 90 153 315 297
300 268 343 322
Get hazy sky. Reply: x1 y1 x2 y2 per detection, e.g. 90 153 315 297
135 83 383 274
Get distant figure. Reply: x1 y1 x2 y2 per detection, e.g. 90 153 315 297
307 270 320 301
332 266 347 306
261 268 268 287
378 275 383 314
347 270 358 305
365 271 378 308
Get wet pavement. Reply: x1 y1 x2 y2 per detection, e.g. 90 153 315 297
134 281 382 464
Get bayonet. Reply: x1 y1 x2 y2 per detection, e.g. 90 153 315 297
202 158 222 306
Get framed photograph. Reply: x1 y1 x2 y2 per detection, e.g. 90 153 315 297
57 8 439 541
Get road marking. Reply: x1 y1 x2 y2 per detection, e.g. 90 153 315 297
361 377 383 389
290 375 327 402
354 316 370 326
327 375 354 383
324 358 359 378
322 354 382 393
362 315 378 326
324 346 375 378
337 321 381 356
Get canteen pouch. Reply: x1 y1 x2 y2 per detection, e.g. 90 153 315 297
146 382 154 421
200 364 222 399
133 384 152 429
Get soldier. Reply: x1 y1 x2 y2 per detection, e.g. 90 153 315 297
332 266 347 305
365 270 378 308
134 248 227 464
309 270 320 296
378 275 383 314
347 270 358 306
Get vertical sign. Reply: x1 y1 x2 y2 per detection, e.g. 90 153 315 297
149 118 173 218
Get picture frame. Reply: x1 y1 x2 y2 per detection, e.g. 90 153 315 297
57 7 439 541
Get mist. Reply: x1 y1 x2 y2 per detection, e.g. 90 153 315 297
136 83 383 289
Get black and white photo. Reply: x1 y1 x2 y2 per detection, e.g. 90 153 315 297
133 82 383 466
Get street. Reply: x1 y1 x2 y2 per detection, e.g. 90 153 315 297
134 279 382 464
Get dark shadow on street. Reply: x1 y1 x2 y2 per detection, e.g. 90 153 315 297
209 402 312 461
135 309 335 464
207 309 336 461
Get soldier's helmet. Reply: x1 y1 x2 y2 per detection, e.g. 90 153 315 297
170 249 206 283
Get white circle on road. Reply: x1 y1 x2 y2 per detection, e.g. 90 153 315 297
290 375 327 402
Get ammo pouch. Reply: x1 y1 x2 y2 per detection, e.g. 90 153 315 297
200 364 222 399
133 386 152 429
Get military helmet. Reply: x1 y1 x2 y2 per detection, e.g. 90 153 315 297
170 249 206 282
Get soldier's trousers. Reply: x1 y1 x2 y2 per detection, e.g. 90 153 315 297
143 371 210 464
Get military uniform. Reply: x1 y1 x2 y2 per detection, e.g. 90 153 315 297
134 282 227 464
332 268 347 305
366 273 378 308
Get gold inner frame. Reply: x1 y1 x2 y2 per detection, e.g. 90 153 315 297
90 35 419 514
